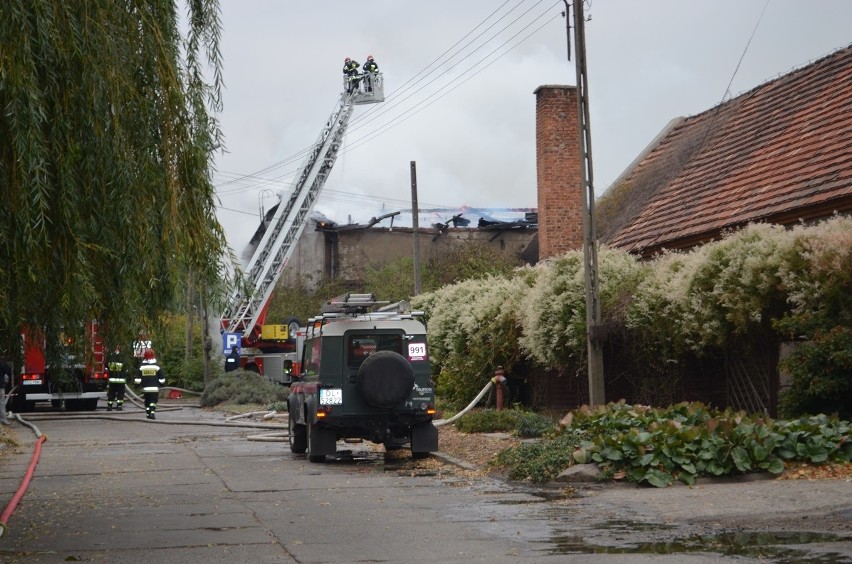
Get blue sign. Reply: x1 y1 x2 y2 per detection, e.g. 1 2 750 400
223 332 243 355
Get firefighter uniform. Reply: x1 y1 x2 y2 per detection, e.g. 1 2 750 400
343 57 361 93
135 350 165 419
106 349 128 411
361 55 379 93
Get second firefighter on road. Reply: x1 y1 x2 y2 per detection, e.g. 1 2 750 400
135 349 165 419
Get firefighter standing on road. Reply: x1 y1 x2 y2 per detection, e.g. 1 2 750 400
135 349 165 419
105 347 128 411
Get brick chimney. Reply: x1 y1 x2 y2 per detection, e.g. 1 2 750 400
534 85 582 260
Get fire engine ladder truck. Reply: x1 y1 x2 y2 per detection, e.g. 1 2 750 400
220 73 385 343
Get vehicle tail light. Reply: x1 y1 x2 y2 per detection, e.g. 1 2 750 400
426 405 436 415
22 373 41 382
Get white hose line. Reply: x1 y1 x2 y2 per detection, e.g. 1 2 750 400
11 413 43 438
433 380 494 427
9 413 287 429
246 432 289 442
225 411 275 422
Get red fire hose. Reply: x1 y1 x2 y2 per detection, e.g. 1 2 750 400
0 421 47 537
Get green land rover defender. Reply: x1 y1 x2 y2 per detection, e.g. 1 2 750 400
287 294 438 462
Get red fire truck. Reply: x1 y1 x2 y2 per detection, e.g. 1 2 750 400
10 320 109 412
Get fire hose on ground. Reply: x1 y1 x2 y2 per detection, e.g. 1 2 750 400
0 413 46 538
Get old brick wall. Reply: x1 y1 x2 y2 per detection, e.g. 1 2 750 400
535 85 583 259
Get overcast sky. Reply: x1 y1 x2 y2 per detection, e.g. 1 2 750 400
212 0 851 257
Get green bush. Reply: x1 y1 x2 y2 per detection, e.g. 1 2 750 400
516 411 558 438
455 409 520 433
454 408 555 438
779 327 852 420
494 429 588 482
200 370 289 408
493 402 851 486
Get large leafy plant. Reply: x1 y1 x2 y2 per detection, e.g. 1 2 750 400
495 402 850 486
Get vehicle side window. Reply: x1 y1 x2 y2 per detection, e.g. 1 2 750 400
302 338 322 377
347 334 401 369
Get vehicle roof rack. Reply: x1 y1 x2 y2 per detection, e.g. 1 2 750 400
320 293 389 314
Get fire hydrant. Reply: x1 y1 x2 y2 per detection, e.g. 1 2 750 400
491 366 507 411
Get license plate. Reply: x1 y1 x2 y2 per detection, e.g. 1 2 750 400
23 379 42 386
319 388 343 405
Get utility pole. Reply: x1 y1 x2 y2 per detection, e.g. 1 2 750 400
410 161 422 295
567 0 605 405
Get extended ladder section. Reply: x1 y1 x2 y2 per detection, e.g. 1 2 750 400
221 76 384 337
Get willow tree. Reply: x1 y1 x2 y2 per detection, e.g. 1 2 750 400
0 1 232 366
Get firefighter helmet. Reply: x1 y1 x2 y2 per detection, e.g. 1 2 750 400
143 348 155 360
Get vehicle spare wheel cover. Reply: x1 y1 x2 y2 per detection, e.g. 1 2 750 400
357 351 414 408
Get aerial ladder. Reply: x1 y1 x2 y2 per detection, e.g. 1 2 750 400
219 72 384 382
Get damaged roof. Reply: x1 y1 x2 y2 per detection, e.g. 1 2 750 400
314 207 537 231
598 45 852 257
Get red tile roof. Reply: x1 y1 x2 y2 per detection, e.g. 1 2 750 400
599 45 852 257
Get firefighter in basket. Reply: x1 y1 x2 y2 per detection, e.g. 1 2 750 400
105 347 128 411
135 349 165 419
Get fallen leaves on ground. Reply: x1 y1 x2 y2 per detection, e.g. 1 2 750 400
779 461 852 481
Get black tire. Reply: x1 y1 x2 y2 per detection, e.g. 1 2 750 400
284 316 301 342
356 351 414 409
307 418 325 463
289 411 307 454
411 451 431 460
83 398 99 411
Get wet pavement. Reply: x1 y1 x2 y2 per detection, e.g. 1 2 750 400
0 402 849 563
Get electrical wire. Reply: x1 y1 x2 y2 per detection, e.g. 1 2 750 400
215 0 562 203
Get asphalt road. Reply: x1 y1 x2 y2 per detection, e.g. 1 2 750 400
0 401 849 563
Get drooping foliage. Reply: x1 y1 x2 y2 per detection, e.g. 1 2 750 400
0 1 232 364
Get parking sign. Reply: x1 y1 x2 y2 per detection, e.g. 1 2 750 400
223 332 242 355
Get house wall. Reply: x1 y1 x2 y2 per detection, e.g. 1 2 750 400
281 225 537 288
534 85 583 259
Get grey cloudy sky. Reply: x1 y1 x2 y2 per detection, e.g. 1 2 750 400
212 0 851 256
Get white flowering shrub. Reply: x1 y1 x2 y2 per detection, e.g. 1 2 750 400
774 216 852 418
777 215 852 331
682 223 798 350
518 247 644 369
413 215 850 414
517 251 586 368
413 272 535 406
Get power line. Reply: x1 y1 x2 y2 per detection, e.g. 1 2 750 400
215 0 561 201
